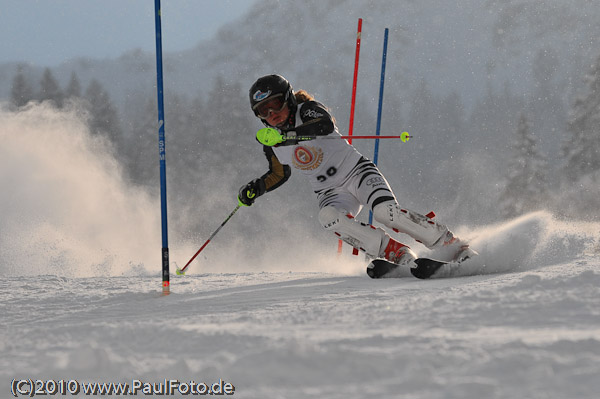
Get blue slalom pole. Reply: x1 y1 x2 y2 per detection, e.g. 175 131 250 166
154 0 170 294
369 28 389 225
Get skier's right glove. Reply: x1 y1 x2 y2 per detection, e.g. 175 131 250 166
238 178 265 207
256 128 285 146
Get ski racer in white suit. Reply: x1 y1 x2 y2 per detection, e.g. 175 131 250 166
238 75 474 267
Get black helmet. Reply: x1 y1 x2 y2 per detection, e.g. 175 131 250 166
249 74 297 118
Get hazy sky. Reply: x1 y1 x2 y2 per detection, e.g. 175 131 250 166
1 0 255 66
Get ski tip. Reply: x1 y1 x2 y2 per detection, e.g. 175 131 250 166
367 259 399 279
366 269 376 279
366 264 379 279
411 258 447 279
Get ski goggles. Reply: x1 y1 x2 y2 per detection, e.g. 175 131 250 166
253 93 286 118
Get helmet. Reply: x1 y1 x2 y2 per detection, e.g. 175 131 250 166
249 75 297 118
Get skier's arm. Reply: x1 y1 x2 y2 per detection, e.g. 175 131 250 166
238 146 291 206
289 101 335 137
260 146 291 192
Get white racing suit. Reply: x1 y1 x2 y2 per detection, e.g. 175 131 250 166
254 99 469 265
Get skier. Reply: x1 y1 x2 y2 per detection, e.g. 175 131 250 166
238 74 475 269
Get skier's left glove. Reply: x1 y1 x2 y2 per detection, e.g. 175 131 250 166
238 178 265 207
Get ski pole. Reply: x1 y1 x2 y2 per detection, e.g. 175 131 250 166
176 204 242 275
256 128 412 146
296 134 412 141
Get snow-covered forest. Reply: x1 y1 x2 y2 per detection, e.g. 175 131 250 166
4 1 600 238
8 55 600 225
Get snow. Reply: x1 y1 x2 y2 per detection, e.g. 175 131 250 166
2 105 600 398
2 249 599 398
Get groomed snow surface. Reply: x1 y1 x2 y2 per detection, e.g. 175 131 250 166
2 212 599 399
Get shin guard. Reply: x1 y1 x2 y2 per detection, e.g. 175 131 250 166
373 201 449 248
318 206 416 265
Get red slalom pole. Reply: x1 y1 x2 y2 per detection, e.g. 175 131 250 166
177 204 241 275
340 17 362 257
348 18 362 146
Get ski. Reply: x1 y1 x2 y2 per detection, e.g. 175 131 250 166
411 258 450 279
367 257 460 279
366 259 400 279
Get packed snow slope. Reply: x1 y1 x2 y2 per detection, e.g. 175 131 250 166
1 105 599 398
2 225 599 398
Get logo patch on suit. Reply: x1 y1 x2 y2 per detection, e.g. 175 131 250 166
292 145 323 171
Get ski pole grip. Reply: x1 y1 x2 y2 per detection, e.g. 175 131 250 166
237 188 256 207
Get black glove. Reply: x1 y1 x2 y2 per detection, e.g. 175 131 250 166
238 178 265 207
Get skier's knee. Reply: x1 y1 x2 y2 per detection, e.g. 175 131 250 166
318 206 346 230
372 201 396 226
318 206 386 257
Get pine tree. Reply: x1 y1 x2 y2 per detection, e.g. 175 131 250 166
437 91 466 159
65 71 82 99
10 66 34 108
202 76 256 167
562 53 600 181
468 83 526 155
499 113 549 218
407 79 437 152
38 68 64 107
84 79 122 144
404 80 439 189
529 48 566 157
126 96 157 186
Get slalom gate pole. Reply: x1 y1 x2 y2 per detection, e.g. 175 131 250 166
369 28 390 226
348 18 362 146
154 0 170 295
176 205 242 275
341 17 363 256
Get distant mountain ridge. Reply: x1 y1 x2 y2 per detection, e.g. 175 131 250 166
2 0 598 124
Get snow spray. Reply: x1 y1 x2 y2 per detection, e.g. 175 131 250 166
0 102 161 277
